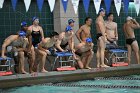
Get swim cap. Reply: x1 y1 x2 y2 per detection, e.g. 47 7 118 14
86 38 92 43
99 8 105 13
21 21 27 27
65 25 72 32
19 31 26 36
126 16 133 21
68 19 75 25
32 16 39 22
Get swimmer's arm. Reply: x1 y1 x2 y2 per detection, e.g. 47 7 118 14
40 27 44 40
89 28 92 38
38 42 47 51
68 35 74 52
131 19 140 29
26 30 32 51
28 35 32 51
115 24 118 40
16 48 26 52
55 39 64 52
76 27 83 42
1 39 13 57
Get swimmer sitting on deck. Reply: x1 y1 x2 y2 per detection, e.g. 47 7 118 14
1 22 29 74
34 32 59 72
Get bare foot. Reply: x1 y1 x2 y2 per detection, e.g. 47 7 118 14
97 63 100 68
100 64 110 67
1 56 7 59
30 70 35 74
21 71 28 74
85 66 92 69
41 70 48 73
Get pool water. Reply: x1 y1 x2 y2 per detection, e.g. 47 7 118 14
1 75 140 93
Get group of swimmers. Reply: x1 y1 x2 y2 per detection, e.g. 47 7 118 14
1 8 140 74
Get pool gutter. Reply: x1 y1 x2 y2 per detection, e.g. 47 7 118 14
0 64 140 89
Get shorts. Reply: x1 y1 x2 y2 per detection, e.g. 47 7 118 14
96 33 102 40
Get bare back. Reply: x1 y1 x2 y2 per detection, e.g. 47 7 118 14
41 38 55 48
75 43 92 53
4 35 18 45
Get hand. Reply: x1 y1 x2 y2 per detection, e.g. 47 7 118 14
72 49 75 53
45 50 51 55
132 19 136 21
115 37 118 41
24 48 28 52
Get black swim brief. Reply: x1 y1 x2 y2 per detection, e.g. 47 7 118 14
107 39 114 43
75 51 82 56
60 42 68 49
126 38 136 45
96 33 102 40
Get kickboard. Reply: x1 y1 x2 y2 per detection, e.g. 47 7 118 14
112 62 128 67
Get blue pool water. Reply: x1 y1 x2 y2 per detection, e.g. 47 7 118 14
1 75 140 93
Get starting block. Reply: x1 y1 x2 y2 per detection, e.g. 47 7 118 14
0 57 13 76
106 49 128 66
112 62 129 67
52 52 75 71
57 66 76 71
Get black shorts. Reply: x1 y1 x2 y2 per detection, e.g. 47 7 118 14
75 51 82 56
60 42 68 49
126 38 136 45
96 33 102 40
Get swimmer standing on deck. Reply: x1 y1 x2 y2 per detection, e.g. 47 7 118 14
96 8 109 67
123 16 140 64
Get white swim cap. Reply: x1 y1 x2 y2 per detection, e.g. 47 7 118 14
126 16 133 21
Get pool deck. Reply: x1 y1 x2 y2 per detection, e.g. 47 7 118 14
0 64 140 89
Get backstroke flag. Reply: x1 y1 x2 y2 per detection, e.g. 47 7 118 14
37 0 44 12
83 0 90 14
114 0 122 16
61 0 68 13
24 0 31 12
0 0 4 8
123 0 130 15
134 0 140 16
93 0 102 14
48 0 55 12
11 0 18 11
71 0 79 14
104 0 112 14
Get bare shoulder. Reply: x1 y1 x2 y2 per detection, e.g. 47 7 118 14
80 25 85 29
113 22 117 25
42 38 50 43
5 35 18 41
76 43 84 48
28 25 33 31
38 26 43 29
59 32 65 40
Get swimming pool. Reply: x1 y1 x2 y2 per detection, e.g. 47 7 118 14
1 75 140 93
